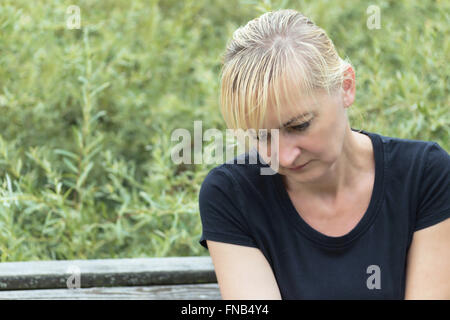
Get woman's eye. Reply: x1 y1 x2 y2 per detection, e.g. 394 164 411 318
289 122 310 132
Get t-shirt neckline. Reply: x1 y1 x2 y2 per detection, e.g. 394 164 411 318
273 128 385 248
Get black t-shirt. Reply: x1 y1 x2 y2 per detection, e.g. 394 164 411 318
198 128 450 299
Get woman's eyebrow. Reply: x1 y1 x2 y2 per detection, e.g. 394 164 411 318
280 112 313 128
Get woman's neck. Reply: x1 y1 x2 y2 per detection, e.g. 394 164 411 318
283 127 373 201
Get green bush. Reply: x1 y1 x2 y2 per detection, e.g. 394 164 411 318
0 0 448 261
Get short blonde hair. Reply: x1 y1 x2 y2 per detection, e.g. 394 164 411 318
220 9 352 132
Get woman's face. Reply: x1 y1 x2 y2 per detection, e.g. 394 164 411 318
257 88 349 184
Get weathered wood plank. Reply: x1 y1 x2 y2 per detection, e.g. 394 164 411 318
0 283 222 300
0 257 217 290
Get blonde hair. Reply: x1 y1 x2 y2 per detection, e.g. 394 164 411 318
220 9 353 132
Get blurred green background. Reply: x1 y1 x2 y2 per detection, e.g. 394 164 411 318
0 0 448 261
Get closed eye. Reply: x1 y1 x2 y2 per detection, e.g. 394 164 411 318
288 121 310 132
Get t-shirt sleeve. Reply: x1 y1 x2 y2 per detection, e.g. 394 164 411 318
198 167 258 250
414 142 450 231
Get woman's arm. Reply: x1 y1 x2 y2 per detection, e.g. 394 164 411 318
404 217 450 299
207 240 282 300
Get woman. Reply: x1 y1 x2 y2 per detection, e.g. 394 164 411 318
198 9 450 299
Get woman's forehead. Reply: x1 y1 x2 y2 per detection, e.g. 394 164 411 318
262 106 315 129
261 92 323 129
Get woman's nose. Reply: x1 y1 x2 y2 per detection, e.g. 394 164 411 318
276 133 301 168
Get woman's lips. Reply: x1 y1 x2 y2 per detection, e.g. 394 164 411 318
288 161 310 171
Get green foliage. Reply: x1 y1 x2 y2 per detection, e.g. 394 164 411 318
0 0 448 261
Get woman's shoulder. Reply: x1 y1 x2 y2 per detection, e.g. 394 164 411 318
204 152 268 179
373 131 442 150
370 131 449 190
369 130 447 162
200 152 275 196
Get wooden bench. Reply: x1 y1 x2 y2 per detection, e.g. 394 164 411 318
0 256 221 300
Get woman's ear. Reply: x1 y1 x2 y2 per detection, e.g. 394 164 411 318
341 66 356 108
